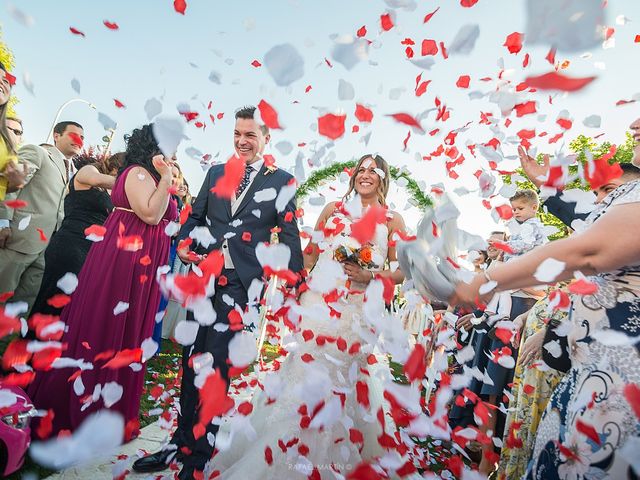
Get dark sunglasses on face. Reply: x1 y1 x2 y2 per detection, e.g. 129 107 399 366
7 126 23 136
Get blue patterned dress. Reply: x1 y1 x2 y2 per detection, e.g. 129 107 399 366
526 180 640 479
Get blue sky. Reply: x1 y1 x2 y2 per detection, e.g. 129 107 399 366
2 0 640 236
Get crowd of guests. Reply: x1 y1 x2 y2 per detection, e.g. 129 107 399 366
445 137 640 478
1 51 640 479
0 61 193 437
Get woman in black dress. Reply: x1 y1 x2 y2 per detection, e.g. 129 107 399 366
29 152 124 318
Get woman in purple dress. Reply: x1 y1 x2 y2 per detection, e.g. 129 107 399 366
27 124 178 439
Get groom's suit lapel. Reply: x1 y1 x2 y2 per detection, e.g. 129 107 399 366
233 163 270 218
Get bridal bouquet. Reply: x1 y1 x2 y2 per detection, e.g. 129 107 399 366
333 242 379 269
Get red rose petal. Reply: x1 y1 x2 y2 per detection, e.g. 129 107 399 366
69 27 86 37
494 204 514 220
257 99 282 130
47 293 71 308
102 348 143 369
173 0 187 14
504 32 523 54
514 101 537 117
354 104 373 123
4 71 16 87
350 205 387 245
3 199 28 209
386 113 424 132
318 113 346 140
37 409 54 439
585 146 623 190
380 13 394 31
421 39 438 56
624 383 640 419
456 75 470 88
211 155 246 200
103 20 119 30
568 279 599 295
403 344 426 382
423 7 439 23
525 72 596 92
576 419 601 445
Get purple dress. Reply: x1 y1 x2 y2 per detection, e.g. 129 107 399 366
27 166 177 437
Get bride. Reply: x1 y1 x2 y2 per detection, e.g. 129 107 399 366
207 154 412 479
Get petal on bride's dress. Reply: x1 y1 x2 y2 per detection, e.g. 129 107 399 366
205 209 425 479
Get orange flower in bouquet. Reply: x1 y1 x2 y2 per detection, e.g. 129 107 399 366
359 246 373 265
333 245 352 263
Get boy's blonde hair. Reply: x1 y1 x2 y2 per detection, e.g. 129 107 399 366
509 188 539 208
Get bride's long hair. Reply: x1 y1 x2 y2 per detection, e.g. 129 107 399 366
342 154 390 206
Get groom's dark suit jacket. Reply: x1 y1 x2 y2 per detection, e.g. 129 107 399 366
178 162 304 291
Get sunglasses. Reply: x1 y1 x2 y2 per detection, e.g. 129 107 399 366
7 126 23 136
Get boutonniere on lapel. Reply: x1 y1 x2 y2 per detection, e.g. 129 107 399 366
263 154 278 175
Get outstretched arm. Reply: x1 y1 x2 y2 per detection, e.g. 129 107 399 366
451 202 640 305
75 164 116 190
178 166 214 242
125 160 173 226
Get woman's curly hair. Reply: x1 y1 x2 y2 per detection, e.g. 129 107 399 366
72 153 99 171
120 124 163 181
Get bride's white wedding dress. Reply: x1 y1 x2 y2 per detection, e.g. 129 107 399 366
207 209 413 479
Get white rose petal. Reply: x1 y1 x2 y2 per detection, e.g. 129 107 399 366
253 187 277 203
56 272 79 295
534 258 566 283
174 320 200 346
113 302 129 315
101 382 123 408
228 332 257 367
30 410 124 470
18 214 31 231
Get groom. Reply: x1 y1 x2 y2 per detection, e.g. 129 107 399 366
133 106 304 478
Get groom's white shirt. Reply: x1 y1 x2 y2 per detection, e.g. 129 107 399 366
222 158 264 269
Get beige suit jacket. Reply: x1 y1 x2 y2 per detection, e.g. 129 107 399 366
0 144 68 255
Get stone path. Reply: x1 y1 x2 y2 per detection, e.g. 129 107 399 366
44 422 175 480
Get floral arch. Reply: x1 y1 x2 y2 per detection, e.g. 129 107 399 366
295 160 433 210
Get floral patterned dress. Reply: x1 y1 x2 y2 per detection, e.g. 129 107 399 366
526 179 640 479
498 298 567 480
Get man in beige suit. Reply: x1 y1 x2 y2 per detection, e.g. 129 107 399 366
0 121 84 310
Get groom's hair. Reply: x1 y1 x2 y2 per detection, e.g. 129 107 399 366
235 106 269 135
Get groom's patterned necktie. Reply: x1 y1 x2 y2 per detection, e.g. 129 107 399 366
235 165 253 198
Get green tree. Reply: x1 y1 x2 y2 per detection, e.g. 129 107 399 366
504 133 635 240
